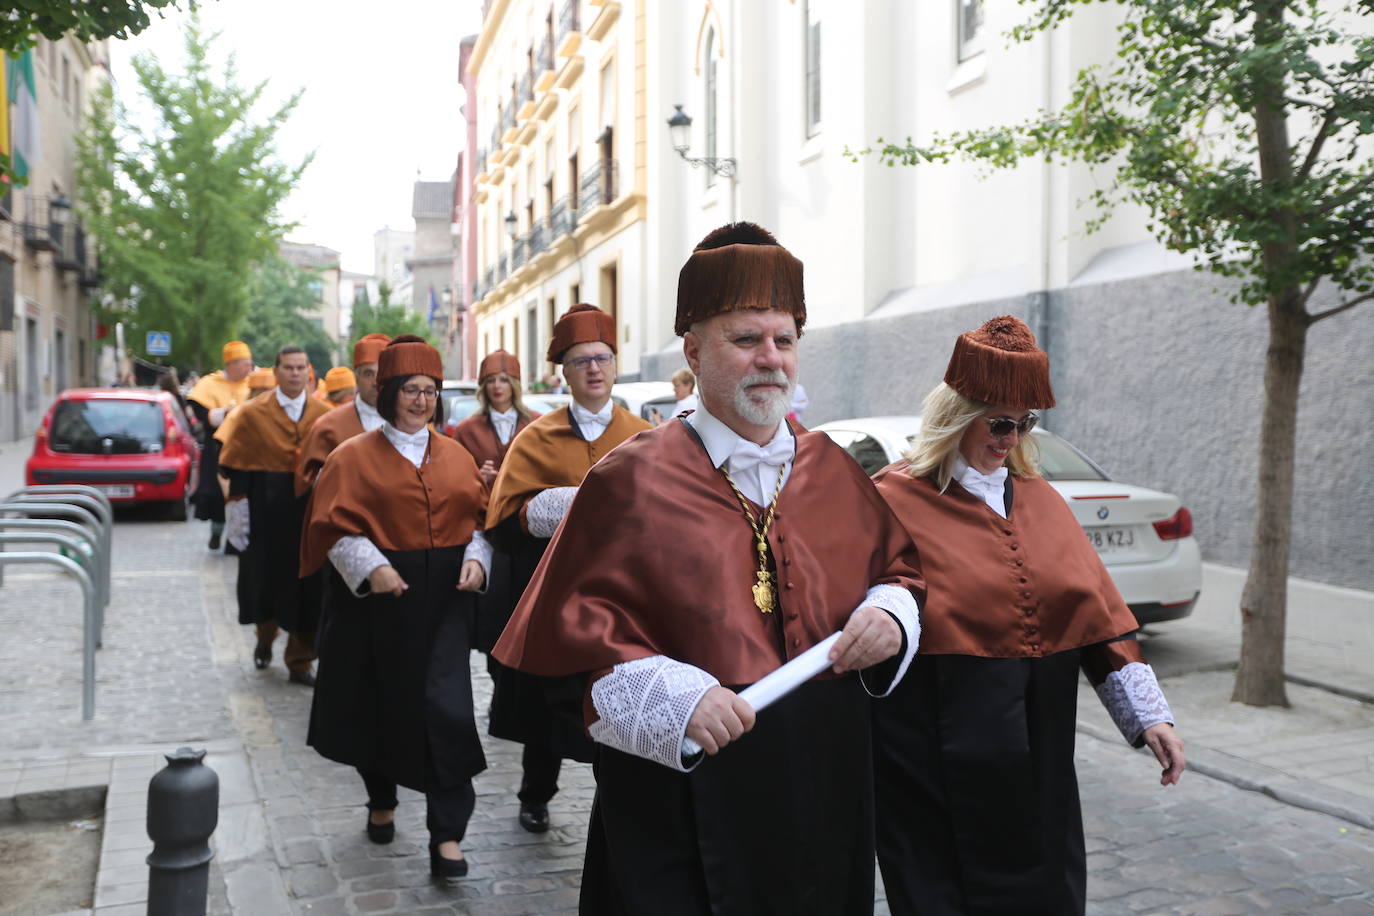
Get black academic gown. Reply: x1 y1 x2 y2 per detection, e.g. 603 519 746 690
871 479 1088 916
188 401 226 523
228 468 319 633
308 545 486 792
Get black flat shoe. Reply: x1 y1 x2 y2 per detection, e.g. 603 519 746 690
208 531 222 550
288 669 316 687
430 845 468 880
518 803 549 833
365 812 394 845
253 645 271 670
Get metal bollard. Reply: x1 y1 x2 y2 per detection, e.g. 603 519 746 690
146 747 219 916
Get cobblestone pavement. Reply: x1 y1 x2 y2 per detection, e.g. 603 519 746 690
2 508 1374 914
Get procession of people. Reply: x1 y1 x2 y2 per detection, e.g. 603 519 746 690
200 221 1184 912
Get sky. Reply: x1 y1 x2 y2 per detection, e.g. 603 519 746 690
109 0 484 275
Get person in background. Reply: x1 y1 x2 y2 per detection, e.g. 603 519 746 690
186 341 253 551
870 315 1185 915
246 368 277 398
787 380 809 425
294 335 390 496
323 367 357 406
651 367 700 425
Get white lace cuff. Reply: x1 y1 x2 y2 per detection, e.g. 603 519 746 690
857 584 921 698
526 486 578 538
225 498 250 551
462 529 493 593
327 535 389 596
588 655 720 773
1095 661 1175 747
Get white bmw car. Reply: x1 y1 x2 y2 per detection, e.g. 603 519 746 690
816 416 1202 626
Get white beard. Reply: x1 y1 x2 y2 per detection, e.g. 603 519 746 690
733 371 793 428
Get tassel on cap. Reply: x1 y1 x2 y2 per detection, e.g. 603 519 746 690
675 221 806 336
943 315 1057 409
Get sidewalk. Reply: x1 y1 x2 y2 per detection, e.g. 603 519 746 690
1078 563 1374 831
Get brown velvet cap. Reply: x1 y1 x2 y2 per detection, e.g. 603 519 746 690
675 222 806 336
353 333 392 367
378 334 444 384
944 315 1056 409
547 304 616 364
479 349 521 382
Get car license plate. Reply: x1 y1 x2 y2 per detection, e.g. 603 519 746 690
1086 526 1134 553
95 484 135 498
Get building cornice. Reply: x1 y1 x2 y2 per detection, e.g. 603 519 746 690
467 0 513 76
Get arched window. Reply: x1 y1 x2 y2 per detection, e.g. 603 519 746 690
705 28 718 188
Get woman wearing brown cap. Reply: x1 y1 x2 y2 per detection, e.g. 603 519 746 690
300 335 491 882
870 316 1186 915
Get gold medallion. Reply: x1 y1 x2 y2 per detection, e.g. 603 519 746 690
753 570 776 613
720 462 789 615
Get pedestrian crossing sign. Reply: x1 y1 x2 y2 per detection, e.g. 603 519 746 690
146 331 172 356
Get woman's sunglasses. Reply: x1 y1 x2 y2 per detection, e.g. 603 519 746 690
983 414 1039 438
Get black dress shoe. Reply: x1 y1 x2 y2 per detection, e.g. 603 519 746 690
430 845 469 880
365 812 395 845
253 645 271 670
518 803 549 833
288 669 316 687
208 530 222 550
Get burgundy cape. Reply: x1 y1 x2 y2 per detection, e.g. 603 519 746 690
450 409 540 471
869 462 1146 916
494 420 925 915
292 399 366 496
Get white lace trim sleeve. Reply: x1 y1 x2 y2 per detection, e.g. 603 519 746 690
1095 661 1175 746
462 529 493 593
327 535 389 597
588 655 720 773
856 584 921 698
526 486 578 538
225 497 250 552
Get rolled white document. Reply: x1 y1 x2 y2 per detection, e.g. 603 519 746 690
681 632 843 762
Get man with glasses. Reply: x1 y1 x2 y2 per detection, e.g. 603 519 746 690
217 345 333 686
294 333 391 496
484 303 652 834
494 223 925 912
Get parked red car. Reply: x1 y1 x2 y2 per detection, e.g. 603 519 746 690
26 388 201 520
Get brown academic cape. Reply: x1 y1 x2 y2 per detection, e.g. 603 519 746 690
450 409 540 472
292 399 367 496
302 430 488 793
186 371 251 522
868 462 1145 916
217 392 331 630
494 419 925 916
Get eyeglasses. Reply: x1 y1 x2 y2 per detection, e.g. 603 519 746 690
982 414 1039 438
400 385 439 400
565 353 614 372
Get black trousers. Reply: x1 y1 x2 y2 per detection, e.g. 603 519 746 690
359 767 476 846
518 743 562 806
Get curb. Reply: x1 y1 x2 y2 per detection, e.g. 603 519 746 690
1075 720 1374 831
1286 672 1374 707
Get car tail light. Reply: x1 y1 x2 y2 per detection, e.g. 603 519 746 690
1153 507 1193 540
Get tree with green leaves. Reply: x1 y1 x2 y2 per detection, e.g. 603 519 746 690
0 0 201 52
349 281 439 350
856 0 1374 706
238 257 336 374
75 15 309 371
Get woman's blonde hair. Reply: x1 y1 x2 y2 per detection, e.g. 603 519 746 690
903 382 1040 490
671 368 695 391
477 371 534 422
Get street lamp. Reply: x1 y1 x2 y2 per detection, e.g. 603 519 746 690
48 193 72 227
505 210 518 240
665 104 737 177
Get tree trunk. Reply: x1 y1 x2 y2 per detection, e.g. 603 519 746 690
1232 290 1306 707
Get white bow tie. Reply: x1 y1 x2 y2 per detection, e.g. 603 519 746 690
571 403 612 428
957 463 1008 497
728 435 795 475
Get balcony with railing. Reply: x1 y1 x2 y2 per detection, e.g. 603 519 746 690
56 219 83 272
517 70 535 120
501 100 518 144
548 197 575 241
535 33 557 92
578 158 619 210
512 234 528 270
476 148 488 177
22 197 61 253
526 223 548 259
557 0 582 57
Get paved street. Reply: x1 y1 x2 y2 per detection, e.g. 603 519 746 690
1 445 1373 914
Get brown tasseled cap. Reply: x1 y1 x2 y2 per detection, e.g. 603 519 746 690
378 335 444 384
944 315 1056 409
479 349 521 382
352 333 392 367
547 304 616 364
675 222 806 336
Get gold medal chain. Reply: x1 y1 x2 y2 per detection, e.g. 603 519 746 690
719 463 788 614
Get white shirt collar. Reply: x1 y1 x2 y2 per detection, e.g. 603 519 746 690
275 387 307 421
381 422 430 468
570 399 613 426
354 397 384 432
953 455 1009 518
490 406 519 424
685 400 794 470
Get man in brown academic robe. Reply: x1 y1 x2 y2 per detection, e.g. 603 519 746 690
218 345 333 684
484 304 651 834
293 334 391 496
494 223 926 914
